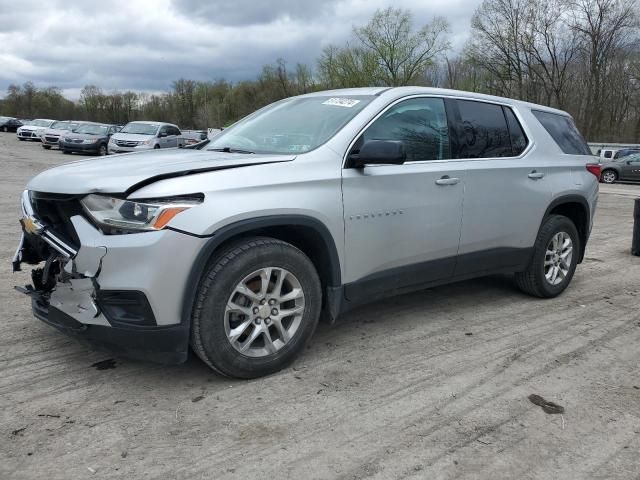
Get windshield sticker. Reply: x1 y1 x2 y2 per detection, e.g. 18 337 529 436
322 97 361 108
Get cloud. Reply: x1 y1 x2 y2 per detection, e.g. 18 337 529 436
171 0 341 26
0 0 482 97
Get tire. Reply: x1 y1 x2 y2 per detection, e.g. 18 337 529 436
18 137 25 141
42 145 51 150
2 126 7 132
62 150 70 154
515 215 579 298
190 237 322 379
601 169 617 184
97 144 107 156
153 144 160 149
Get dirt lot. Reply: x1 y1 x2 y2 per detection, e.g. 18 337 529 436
1 132 639 480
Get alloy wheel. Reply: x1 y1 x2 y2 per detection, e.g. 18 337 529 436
544 232 573 286
602 171 616 183
224 267 305 358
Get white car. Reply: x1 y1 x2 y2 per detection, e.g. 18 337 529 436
41 120 83 149
17 119 55 141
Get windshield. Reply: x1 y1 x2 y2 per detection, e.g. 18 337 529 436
120 122 159 135
75 124 108 135
205 95 374 154
31 119 53 127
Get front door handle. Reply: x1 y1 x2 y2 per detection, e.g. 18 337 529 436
435 175 460 186
528 170 545 180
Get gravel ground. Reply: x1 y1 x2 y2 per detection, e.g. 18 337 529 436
1 132 639 480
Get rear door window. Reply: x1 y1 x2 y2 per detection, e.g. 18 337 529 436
531 110 591 155
604 150 612 158
455 100 513 158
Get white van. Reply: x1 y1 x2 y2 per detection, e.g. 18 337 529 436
108 121 184 154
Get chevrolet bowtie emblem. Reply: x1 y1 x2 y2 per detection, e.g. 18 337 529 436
21 216 43 235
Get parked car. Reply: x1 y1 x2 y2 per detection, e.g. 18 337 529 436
182 130 208 145
41 121 82 149
59 122 120 156
613 148 640 159
13 87 599 379
0 116 23 132
601 153 640 183
108 121 184 154
17 119 55 141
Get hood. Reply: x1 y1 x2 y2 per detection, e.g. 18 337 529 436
26 148 295 195
111 132 155 142
20 125 48 132
62 132 106 141
44 127 72 136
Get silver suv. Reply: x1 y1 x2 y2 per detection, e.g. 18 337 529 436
108 121 184 154
13 87 599 378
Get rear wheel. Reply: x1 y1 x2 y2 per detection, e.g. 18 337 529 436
601 169 617 184
62 150 70 154
190 237 322 378
515 215 579 298
2 126 7 132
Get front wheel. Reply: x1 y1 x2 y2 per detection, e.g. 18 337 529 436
601 169 617 184
190 237 322 378
2 126 7 132
515 215 579 298
42 145 51 150
97 144 107 156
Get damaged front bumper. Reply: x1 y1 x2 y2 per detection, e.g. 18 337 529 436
13 190 209 364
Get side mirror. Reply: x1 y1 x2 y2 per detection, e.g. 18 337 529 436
158 132 168 138
349 140 406 168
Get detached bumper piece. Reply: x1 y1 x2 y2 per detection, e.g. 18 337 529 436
30 290 189 365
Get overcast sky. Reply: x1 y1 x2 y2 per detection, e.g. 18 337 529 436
0 0 483 99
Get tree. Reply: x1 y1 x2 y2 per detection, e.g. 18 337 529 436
569 0 639 138
355 7 450 86
80 85 104 121
319 8 450 88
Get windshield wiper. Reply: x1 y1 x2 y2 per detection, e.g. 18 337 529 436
209 146 255 154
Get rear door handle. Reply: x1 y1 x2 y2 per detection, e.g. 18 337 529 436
435 176 460 186
528 170 545 180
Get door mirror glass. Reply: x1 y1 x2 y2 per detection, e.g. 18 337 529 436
350 140 406 168
158 131 168 138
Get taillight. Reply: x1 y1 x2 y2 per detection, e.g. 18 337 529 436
586 163 601 180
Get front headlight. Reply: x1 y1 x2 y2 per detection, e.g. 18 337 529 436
80 194 203 232
109 137 116 144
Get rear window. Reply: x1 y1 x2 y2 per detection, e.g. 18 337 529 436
455 100 513 158
532 110 591 155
